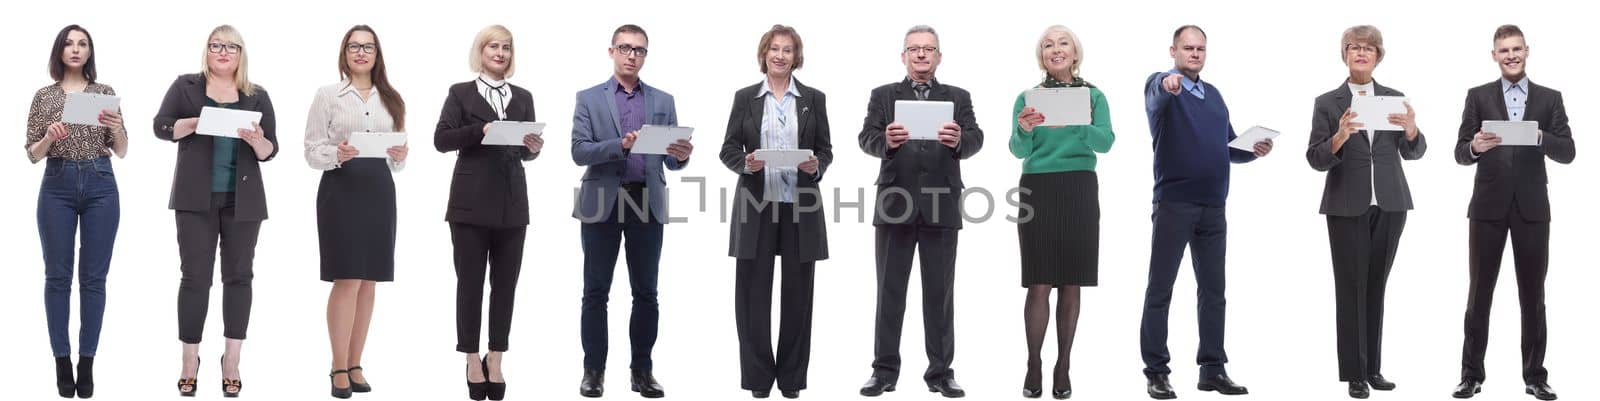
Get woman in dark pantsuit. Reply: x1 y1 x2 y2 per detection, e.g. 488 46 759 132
1304 25 1425 399
1009 25 1114 399
718 24 832 400
433 24 544 401
304 25 409 399
153 24 279 398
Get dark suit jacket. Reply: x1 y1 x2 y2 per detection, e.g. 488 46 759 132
1306 81 1427 216
433 81 540 228
1453 79 1575 222
718 79 832 262
153 73 279 221
857 78 983 228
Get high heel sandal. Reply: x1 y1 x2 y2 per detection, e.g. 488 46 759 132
220 355 243 398
483 356 507 401
466 358 488 401
177 357 199 397
330 369 353 399
348 365 372 393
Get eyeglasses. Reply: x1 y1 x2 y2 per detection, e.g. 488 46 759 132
346 43 377 54
904 46 939 55
208 42 242 55
1344 43 1378 54
614 44 649 57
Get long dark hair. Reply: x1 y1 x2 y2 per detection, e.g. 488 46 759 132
339 25 406 131
49 24 96 82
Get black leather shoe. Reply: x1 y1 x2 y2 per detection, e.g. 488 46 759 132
1147 374 1176 400
1348 380 1370 399
1452 379 1482 398
579 369 604 398
630 369 665 398
1197 374 1248 395
348 366 372 393
1052 388 1073 399
56 357 76 398
483 357 506 401
466 361 487 401
860 377 896 396
1366 374 1395 391
329 370 353 399
1525 382 1557 400
781 389 800 399
927 378 965 398
1023 387 1042 398
752 389 770 398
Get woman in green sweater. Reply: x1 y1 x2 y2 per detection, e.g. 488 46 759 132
1010 24 1114 400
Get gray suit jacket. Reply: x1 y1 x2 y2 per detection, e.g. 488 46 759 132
570 77 686 223
1305 81 1426 217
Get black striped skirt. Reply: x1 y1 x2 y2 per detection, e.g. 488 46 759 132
1017 171 1099 287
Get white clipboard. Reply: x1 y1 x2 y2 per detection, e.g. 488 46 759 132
633 125 693 155
349 132 407 158
63 92 120 127
1024 87 1091 126
484 121 544 146
894 100 954 140
195 106 262 138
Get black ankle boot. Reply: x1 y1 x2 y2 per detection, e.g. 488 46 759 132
55 357 75 398
75 356 95 398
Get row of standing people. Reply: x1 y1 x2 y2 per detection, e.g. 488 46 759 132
24 20 1570 401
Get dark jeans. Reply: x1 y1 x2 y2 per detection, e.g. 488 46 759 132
176 193 261 344
451 223 527 353
1326 206 1407 381
1462 201 1550 384
38 157 120 358
870 223 958 384
580 185 664 371
1140 201 1229 379
735 203 816 392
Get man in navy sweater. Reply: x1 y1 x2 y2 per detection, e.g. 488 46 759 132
1137 25 1272 400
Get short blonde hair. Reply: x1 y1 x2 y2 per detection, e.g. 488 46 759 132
202 25 255 96
1340 25 1385 63
468 25 515 78
1035 25 1084 79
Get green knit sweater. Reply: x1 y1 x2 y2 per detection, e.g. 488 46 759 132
1008 87 1114 173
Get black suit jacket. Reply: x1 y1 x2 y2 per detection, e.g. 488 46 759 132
1306 81 1427 216
1453 79 1575 222
719 79 832 262
153 73 279 221
433 81 540 228
857 78 983 228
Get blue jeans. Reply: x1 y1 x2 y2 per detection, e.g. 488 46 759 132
38 157 120 358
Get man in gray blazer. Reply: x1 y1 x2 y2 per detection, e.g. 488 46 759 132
571 24 693 399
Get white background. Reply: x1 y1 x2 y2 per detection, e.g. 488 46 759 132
0 1 1592 400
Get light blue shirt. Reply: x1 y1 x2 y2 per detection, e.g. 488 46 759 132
1501 77 1529 121
1168 68 1206 99
757 77 801 203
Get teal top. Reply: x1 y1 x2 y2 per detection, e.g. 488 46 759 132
207 99 239 193
1008 87 1114 173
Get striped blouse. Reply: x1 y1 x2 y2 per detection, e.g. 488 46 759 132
303 81 404 171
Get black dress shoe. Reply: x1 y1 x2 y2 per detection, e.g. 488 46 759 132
1348 380 1370 399
56 357 76 398
579 369 604 398
1197 374 1248 395
348 365 372 393
483 357 506 401
1525 382 1557 400
752 389 770 398
927 378 965 398
1366 374 1395 391
1052 388 1073 399
466 361 487 401
75 356 94 399
781 389 800 399
860 377 896 396
1452 379 1482 399
630 369 665 398
1147 374 1176 400
1023 387 1043 398
329 370 353 399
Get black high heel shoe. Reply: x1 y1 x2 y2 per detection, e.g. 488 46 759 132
177 357 199 397
466 359 488 401
483 356 507 400
1023 359 1042 398
55 356 75 398
348 366 372 393
76 356 95 399
330 369 353 399
220 355 242 398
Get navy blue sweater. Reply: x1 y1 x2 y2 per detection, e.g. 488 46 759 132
1144 71 1258 207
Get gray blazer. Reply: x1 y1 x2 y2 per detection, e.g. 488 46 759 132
1305 81 1426 217
570 77 686 223
718 80 832 262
